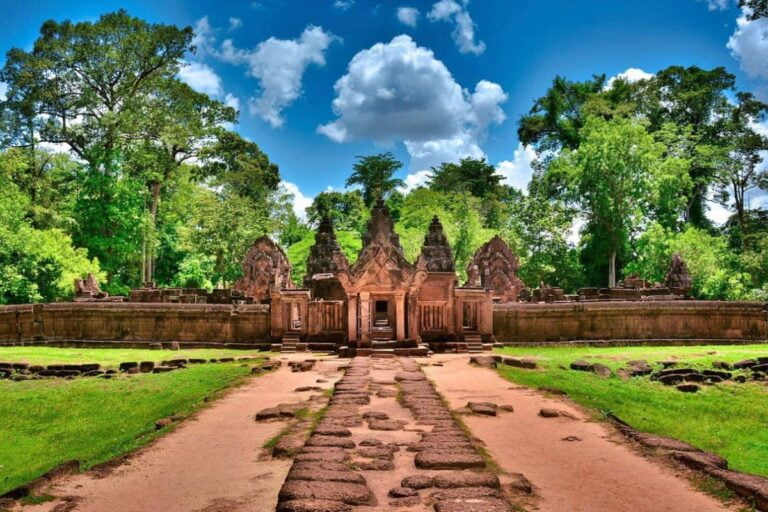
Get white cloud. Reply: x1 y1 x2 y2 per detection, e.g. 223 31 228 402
605 67 655 89
220 26 338 127
191 16 217 55
228 17 242 30
400 169 432 193
178 61 223 97
427 0 485 55
495 143 537 193
397 6 420 27
318 35 506 170
224 93 241 112
281 181 313 219
334 0 354 10
0 81 7 101
705 0 730 10
727 8 768 80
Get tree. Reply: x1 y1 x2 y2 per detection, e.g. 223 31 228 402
548 117 667 287
429 157 504 198
518 75 608 153
307 190 368 233
128 80 236 284
709 93 768 242
0 10 193 284
740 0 768 19
345 153 404 205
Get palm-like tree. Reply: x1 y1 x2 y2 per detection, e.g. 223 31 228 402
345 152 404 205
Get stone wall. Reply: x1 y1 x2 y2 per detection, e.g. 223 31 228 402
0 303 271 348
1 300 766 348
494 301 768 344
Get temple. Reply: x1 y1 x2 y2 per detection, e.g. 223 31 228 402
76 200 708 355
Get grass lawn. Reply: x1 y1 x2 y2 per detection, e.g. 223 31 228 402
0 348 270 496
0 346 268 367
495 344 768 477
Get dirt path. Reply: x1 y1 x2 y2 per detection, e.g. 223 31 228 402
27 357 343 512
423 355 735 512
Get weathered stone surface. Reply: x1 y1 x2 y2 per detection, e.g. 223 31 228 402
538 408 560 418
670 451 728 471
395 371 427 381
152 366 174 373
279 481 374 505
288 470 366 484
295 452 348 463
314 425 352 437
139 361 154 373
277 499 352 512
676 383 700 393
119 362 138 371
469 356 497 368
255 407 282 420
274 435 308 458
465 235 527 303
356 446 395 460
433 472 500 489
388 486 418 498
570 360 593 371
307 436 355 449
434 499 511 512
358 438 382 447
508 472 533 494
706 468 768 510
401 475 435 489
591 363 612 378
367 419 406 431
361 411 389 420
467 402 497 416
415 451 484 469
353 459 394 471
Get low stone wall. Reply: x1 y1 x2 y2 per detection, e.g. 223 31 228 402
494 301 768 344
0 303 271 348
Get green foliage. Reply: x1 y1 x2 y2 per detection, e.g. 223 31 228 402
307 190 369 234
345 152 404 205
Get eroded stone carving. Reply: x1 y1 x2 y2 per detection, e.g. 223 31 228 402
465 235 527 303
305 216 350 300
234 236 294 302
74 273 109 301
664 253 692 295
416 216 455 273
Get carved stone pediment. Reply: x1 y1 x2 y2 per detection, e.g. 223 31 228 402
339 199 424 293
417 216 455 273
465 235 527 302
234 236 293 302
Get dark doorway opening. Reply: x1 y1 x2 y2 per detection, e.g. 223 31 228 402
374 300 389 326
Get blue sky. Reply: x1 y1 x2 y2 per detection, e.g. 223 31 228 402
2 0 767 220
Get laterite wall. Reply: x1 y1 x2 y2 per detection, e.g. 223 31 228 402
0 303 271 348
493 300 768 344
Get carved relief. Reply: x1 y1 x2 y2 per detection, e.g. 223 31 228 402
234 236 293 302
664 253 693 295
465 235 527 303
416 216 455 273
305 216 349 300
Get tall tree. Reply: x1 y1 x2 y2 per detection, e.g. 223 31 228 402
0 10 193 283
307 190 368 233
548 117 668 287
740 0 768 19
345 153 404 205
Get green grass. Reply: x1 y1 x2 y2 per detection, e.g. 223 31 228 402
495 344 768 477
0 346 267 367
0 349 269 495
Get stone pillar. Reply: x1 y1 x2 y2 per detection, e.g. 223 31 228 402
359 292 370 347
407 291 420 341
395 292 405 341
299 298 309 339
479 290 493 337
270 291 283 340
347 294 357 346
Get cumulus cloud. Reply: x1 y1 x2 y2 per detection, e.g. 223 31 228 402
605 67 655 89
427 0 485 55
495 143 537 193
400 169 433 193
281 181 313 219
191 16 217 55
224 93 241 112
727 8 768 81
319 35 506 173
397 6 420 27
228 17 242 30
178 61 223 96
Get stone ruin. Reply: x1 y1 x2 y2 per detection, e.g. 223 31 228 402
73 273 121 302
303 215 350 301
416 216 455 273
234 235 294 303
465 235 528 303
664 253 693 296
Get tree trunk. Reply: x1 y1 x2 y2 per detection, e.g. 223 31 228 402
608 251 617 288
145 181 162 285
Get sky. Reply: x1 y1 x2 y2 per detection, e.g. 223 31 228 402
1 0 767 222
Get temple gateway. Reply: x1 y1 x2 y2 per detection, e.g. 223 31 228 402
65 198 741 356
251 200 497 356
